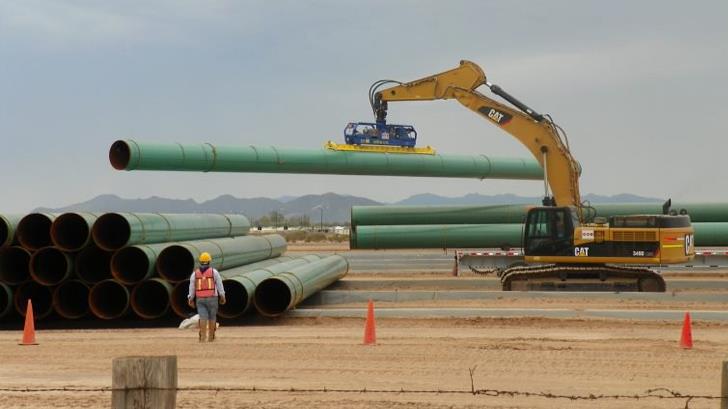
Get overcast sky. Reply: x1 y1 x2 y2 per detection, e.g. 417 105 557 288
1 0 726 213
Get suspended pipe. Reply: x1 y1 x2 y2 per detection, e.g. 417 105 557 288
89 279 130 319
131 278 173 319
170 280 193 318
16 213 57 251
111 243 169 285
0 283 12 319
156 234 287 282
0 246 31 285
91 212 251 251
14 281 54 319
1 214 22 247
219 255 322 318
51 212 100 251
52 280 90 319
30 246 74 286
351 224 523 249
351 202 728 226
109 139 544 180
75 245 114 283
254 255 349 317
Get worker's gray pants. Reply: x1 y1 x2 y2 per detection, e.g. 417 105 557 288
196 297 219 320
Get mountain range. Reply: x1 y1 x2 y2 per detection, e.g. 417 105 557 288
36 193 662 224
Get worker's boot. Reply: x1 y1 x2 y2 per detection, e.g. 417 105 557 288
198 319 208 343
208 320 216 342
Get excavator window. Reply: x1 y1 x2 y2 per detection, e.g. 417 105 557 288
524 207 575 256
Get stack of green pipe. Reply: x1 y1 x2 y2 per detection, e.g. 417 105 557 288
219 255 322 318
254 255 349 317
109 140 543 180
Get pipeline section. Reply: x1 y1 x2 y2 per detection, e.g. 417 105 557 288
75 245 114 283
1 214 22 247
89 279 130 319
170 280 193 318
351 202 728 226
111 242 170 284
109 140 543 180
350 223 728 249
220 255 322 318
0 283 12 318
16 213 57 251
0 246 31 285
131 278 173 319
254 255 349 317
14 282 54 319
91 212 251 251
156 234 287 282
30 246 74 286
51 212 100 251
53 280 90 319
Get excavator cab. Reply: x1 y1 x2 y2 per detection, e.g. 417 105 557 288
523 207 579 256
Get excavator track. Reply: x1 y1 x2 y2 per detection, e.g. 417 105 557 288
499 264 666 292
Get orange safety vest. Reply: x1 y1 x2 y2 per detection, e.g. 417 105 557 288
194 267 216 298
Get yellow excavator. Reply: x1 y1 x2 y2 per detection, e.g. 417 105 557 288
373 60 694 292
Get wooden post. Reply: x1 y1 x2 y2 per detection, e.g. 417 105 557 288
722 360 728 409
112 355 177 409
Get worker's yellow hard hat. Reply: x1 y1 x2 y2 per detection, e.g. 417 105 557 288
199 252 212 263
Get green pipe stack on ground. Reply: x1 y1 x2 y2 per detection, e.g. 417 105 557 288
109 140 543 180
0 214 22 247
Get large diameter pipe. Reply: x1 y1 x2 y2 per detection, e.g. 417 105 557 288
51 212 100 251
0 283 12 319
1 214 22 247
109 139 544 180
30 246 74 286
351 202 728 226
351 222 728 249
75 245 113 283
111 243 169 285
91 212 251 251
218 256 294 279
351 224 523 249
0 246 31 285
16 213 57 251
220 255 322 318
89 279 130 319
254 255 349 317
14 282 53 319
52 280 90 319
156 234 287 282
170 280 193 318
131 278 172 319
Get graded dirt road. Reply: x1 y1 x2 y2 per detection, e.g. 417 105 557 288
0 316 725 408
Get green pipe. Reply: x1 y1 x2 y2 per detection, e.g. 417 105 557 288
0 282 12 319
254 255 349 317
352 202 728 226
52 280 90 319
111 242 170 285
220 255 322 318
89 279 130 319
51 212 101 251
17 213 58 251
109 139 543 180
218 256 294 279
131 278 173 319
14 282 54 320
351 224 523 249
91 212 251 251
156 234 287 282
351 222 728 249
0 214 22 247
0 246 32 285
29 246 74 286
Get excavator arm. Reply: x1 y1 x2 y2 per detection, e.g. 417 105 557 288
373 60 584 221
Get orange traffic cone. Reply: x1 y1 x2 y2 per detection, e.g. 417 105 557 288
363 299 376 345
19 299 38 346
680 311 693 349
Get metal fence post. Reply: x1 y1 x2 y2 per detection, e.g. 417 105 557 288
722 360 728 409
112 355 177 409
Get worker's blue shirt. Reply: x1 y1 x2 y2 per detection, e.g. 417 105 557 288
187 268 225 299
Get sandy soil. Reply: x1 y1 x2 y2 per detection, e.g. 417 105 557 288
0 316 725 409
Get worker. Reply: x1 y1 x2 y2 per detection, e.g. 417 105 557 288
187 252 226 342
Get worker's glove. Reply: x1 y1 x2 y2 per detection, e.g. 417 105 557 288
219 295 227 305
187 298 194 308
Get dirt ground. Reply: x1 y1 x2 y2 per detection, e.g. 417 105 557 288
0 315 726 409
